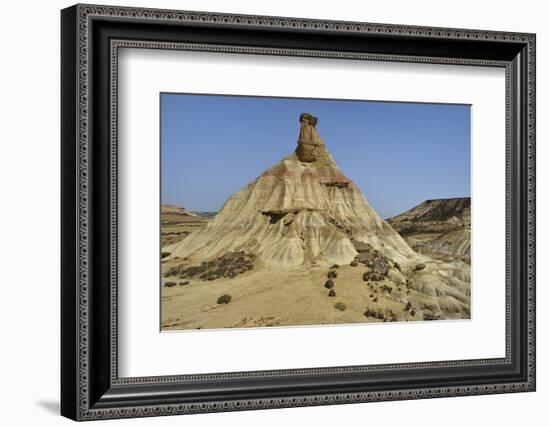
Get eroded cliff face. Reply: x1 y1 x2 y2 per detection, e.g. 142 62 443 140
168 113 415 267
387 197 471 261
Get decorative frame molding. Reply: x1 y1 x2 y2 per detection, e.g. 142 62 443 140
61 4 535 421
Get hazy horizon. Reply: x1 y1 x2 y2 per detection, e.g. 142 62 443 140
161 93 471 218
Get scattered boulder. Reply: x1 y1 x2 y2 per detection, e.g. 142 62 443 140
327 270 338 279
217 294 232 304
179 281 190 286
364 308 397 322
350 261 358 267
354 252 373 266
373 257 389 275
161 252 170 259
364 308 384 320
330 264 339 269
334 302 347 311
164 281 177 288
380 284 393 294
413 263 426 272
164 266 181 277
324 279 334 289
328 289 336 297
363 271 384 282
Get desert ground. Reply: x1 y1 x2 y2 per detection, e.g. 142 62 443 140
161 240 470 330
160 113 471 330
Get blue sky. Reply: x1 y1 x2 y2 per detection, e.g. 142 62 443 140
161 93 470 219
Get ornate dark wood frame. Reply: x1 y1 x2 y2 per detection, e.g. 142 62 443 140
61 3 536 421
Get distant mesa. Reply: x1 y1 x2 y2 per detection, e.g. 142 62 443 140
387 197 471 261
161 204 211 247
161 204 199 217
166 113 415 268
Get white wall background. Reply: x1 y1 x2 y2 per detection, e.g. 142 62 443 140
0 0 546 424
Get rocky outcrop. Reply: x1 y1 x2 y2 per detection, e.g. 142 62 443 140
295 112 326 163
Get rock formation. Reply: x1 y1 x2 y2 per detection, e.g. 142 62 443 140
167 113 416 268
387 197 471 261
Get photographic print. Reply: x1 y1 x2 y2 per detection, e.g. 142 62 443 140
160 94 471 331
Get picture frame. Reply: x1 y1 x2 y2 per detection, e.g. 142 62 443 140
61 3 536 421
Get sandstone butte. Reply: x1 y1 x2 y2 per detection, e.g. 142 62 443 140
167 112 418 268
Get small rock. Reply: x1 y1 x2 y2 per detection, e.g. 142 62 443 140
372 297 378 302
328 289 336 297
217 294 232 304
161 252 170 259
363 271 384 282
327 270 338 279
164 281 177 288
179 281 190 286
324 279 334 289
373 257 389 276
350 261 358 267
334 302 346 311
352 240 372 253
330 264 339 269
413 263 426 272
